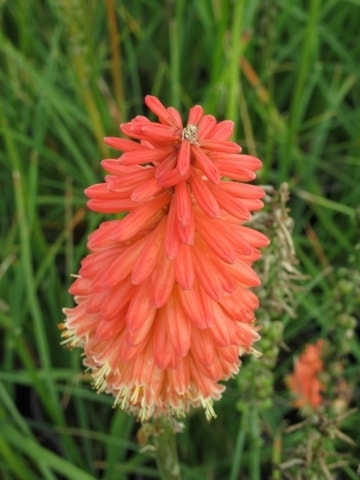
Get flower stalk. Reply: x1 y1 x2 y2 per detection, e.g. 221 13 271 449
153 417 182 480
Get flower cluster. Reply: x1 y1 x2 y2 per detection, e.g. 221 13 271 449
286 339 325 411
61 96 269 421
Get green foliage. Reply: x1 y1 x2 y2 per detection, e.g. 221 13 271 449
0 0 359 478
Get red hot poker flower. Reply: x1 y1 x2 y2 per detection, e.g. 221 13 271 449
286 339 325 411
61 95 269 421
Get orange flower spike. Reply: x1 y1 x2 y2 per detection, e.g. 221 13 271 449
286 340 325 411
61 95 269 421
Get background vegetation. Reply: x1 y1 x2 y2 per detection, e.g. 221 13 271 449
0 0 359 478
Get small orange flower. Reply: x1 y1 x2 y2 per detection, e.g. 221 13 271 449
286 340 325 411
61 96 269 421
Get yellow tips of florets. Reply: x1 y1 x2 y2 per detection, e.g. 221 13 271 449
200 397 217 421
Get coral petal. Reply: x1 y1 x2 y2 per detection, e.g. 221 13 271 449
192 146 221 183
126 282 157 332
153 309 179 369
187 105 203 125
173 243 194 290
191 328 215 367
177 139 191 176
151 254 175 308
131 218 166 284
190 169 221 218
166 293 191 357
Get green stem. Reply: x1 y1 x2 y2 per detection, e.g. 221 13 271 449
169 0 183 110
59 0 107 157
271 430 282 480
153 417 181 480
226 0 246 124
229 411 247 480
249 406 261 480
280 0 321 180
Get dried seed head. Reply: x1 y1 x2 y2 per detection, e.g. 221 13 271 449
182 124 199 144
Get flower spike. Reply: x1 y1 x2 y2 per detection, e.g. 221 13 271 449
61 96 269 421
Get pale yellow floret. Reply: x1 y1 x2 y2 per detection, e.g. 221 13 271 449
60 327 81 348
250 347 263 359
92 361 111 391
200 397 217 421
107 379 219 423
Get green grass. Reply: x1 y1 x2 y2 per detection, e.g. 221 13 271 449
1 0 359 478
